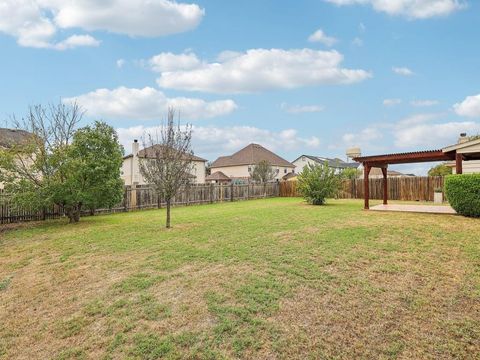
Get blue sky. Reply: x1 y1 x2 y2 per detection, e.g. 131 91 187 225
1 0 479 174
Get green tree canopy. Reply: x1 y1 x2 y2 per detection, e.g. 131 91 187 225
428 163 452 177
251 160 277 183
0 103 124 223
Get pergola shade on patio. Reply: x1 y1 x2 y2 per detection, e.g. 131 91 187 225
353 137 480 209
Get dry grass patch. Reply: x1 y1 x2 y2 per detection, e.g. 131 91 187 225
0 198 479 359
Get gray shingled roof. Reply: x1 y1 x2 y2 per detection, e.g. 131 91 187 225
294 155 359 169
211 143 294 168
124 144 206 162
0 128 33 148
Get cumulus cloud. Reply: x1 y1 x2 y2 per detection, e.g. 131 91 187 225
0 0 204 49
324 0 465 19
453 94 480 117
394 120 480 147
149 52 201 72
343 127 383 147
340 112 480 151
63 87 237 121
410 99 439 107
153 48 371 93
308 29 337 46
53 34 100 50
116 59 126 68
392 66 414 76
383 98 402 106
117 125 320 158
281 103 325 114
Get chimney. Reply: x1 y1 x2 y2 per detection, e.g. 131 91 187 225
132 139 139 156
458 133 468 144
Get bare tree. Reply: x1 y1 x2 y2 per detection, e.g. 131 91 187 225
250 160 277 197
139 109 194 228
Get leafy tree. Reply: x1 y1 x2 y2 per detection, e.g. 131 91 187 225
0 103 124 223
428 163 452 177
297 162 341 205
66 121 124 217
250 160 277 197
340 167 360 180
139 109 194 228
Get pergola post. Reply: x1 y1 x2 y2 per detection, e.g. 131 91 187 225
455 152 463 174
381 167 388 205
363 164 371 210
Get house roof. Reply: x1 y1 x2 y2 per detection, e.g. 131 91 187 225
205 171 231 181
293 154 359 169
210 143 294 168
443 137 480 153
0 128 33 148
124 144 207 162
282 172 297 180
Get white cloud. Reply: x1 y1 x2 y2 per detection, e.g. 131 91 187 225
340 112 479 151
117 125 320 158
154 48 371 93
63 87 237 121
116 59 126 68
53 34 100 50
149 52 201 72
383 98 402 106
0 0 204 49
325 0 465 19
410 99 439 107
453 94 480 117
281 103 325 114
392 66 414 76
308 29 338 46
343 127 383 146
394 120 480 147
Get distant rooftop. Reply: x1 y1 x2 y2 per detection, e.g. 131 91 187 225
211 143 294 168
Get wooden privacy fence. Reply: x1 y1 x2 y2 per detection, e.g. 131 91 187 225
280 176 445 202
0 183 279 224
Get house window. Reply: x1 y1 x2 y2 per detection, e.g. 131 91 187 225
284 169 287 174
302 156 306 161
248 166 252 172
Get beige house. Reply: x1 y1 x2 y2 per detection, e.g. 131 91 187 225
0 128 34 190
121 140 207 186
210 143 295 182
444 134 480 174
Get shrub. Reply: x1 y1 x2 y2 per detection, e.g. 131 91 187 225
297 162 341 205
445 174 480 217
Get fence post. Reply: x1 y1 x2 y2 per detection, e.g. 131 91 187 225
230 183 234 202
210 183 214 204
130 185 137 210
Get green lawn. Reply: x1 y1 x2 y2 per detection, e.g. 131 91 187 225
0 198 479 359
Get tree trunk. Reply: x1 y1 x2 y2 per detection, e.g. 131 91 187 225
66 208 75 223
166 199 171 229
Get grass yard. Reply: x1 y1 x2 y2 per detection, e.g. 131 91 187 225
0 198 479 359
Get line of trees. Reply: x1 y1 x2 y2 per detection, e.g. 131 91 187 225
0 103 124 223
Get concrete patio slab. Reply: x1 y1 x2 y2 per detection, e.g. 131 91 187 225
370 204 457 215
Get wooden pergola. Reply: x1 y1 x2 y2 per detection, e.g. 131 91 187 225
353 147 475 210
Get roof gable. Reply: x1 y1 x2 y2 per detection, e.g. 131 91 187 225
211 143 294 168
0 128 33 148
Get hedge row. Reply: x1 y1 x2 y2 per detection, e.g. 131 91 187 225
445 174 480 218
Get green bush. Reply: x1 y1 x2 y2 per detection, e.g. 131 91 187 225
445 174 480 217
297 162 341 205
